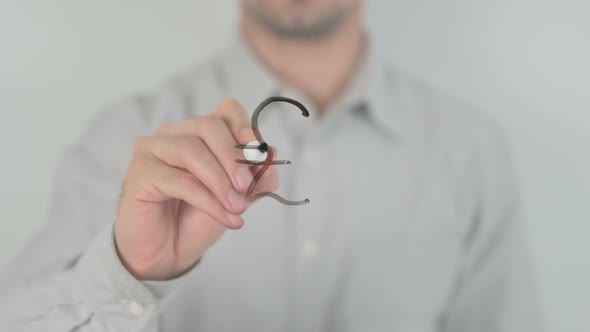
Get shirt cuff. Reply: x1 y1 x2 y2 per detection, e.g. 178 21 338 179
73 223 194 331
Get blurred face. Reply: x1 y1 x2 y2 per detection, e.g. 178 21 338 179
242 0 362 39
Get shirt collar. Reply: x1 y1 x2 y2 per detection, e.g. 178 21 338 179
217 33 407 139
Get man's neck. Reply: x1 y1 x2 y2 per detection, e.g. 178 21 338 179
240 9 366 113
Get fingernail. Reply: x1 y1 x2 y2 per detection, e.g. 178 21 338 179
226 212 244 228
227 189 247 210
235 168 253 191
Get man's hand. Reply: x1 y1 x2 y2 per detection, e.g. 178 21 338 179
114 100 279 280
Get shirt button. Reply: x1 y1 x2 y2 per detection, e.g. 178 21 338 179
126 300 145 317
302 240 319 259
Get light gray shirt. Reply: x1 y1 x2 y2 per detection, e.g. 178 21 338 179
0 36 542 332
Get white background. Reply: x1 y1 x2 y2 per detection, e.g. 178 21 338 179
0 1 588 331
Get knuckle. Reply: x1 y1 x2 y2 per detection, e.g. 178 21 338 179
199 115 223 129
177 136 202 155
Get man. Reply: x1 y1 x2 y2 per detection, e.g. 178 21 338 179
0 1 542 331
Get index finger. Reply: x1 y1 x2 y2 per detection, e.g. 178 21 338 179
213 99 255 143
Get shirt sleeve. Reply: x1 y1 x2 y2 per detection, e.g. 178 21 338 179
441 121 544 332
0 95 192 331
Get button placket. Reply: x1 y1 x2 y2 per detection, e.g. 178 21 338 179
294 138 324 267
